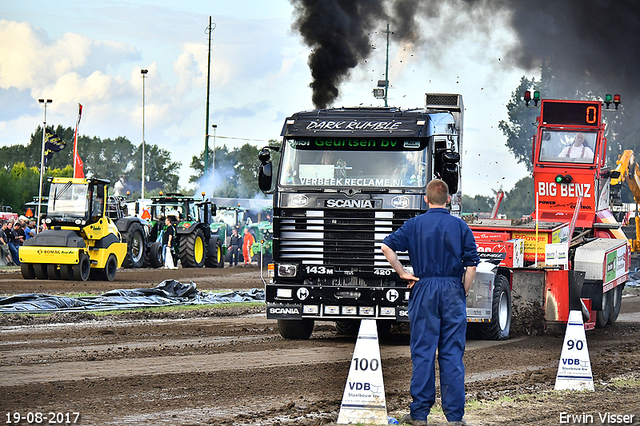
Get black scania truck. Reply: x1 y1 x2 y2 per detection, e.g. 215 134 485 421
258 93 464 339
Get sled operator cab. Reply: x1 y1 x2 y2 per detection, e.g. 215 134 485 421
532 98 624 235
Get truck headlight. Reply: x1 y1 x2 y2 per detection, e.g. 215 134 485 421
276 288 293 299
278 264 297 277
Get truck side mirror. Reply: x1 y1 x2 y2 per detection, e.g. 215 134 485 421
441 151 460 194
258 147 273 192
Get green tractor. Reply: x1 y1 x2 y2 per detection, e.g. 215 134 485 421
147 194 224 268
249 220 273 263
106 195 163 269
211 206 256 264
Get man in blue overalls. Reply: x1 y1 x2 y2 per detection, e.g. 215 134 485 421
382 179 478 426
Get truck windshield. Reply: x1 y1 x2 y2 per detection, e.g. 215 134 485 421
278 137 428 188
48 183 88 218
538 130 597 164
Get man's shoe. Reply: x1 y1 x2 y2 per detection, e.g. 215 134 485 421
448 420 467 425
401 413 428 426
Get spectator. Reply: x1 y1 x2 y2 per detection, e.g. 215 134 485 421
9 222 23 266
0 220 12 265
242 227 255 266
162 217 177 269
24 221 36 240
228 227 242 267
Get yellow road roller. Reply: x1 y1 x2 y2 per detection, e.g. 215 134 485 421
20 177 127 281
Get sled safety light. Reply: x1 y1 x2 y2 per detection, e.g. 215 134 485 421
555 174 573 184
524 90 541 107
604 93 622 109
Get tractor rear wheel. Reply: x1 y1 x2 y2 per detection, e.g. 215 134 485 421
121 222 145 268
179 228 206 268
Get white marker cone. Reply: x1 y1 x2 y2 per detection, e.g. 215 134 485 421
554 310 594 391
337 319 388 424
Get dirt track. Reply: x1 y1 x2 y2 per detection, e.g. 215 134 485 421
2 266 640 425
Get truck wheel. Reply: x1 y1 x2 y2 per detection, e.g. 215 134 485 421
102 254 117 281
47 264 61 280
21 263 35 279
179 228 206 268
278 319 314 340
73 254 91 281
145 241 163 268
478 274 511 340
596 288 612 327
34 264 49 280
336 319 392 337
607 284 625 325
336 320 360 335
122 222 145 268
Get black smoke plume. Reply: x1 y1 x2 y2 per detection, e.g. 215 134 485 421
291 0 640 110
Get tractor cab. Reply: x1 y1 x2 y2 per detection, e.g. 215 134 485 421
531 99 621 232
45 177 110 228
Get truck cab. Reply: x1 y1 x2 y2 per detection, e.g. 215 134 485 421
258 94 464 339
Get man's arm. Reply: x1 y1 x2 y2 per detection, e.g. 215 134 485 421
463 266 476 296
381 243 419 288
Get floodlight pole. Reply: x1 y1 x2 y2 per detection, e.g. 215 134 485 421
383 23 390 107
204 16 216 179
141 69 148 198
37 98 52 232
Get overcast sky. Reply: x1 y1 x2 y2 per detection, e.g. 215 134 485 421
1 0 531 197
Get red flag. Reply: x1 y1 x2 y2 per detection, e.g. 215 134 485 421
73 104 84 178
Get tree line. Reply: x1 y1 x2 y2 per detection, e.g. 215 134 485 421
2 63 634 219
0 125 272 214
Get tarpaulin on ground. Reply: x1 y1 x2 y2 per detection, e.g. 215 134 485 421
627 271 640 287
0 280 265 313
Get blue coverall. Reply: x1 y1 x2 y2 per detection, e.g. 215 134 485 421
383 208 479 422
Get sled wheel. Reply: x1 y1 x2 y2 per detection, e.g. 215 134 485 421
478 274 512 340
607 284 625 325
596 289 611 328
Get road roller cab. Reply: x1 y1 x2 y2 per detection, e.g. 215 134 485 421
20 177 127 281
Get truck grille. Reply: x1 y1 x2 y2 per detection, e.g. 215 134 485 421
275 208 416 267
